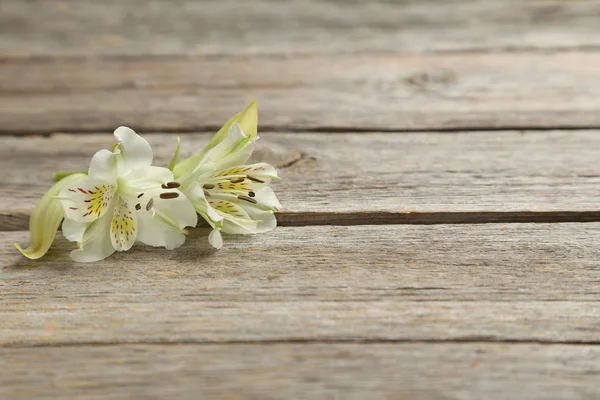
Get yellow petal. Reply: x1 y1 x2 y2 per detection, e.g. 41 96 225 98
173 100 257 178
14 173 88 259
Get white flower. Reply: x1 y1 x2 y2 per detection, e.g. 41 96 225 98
59 127 197 262
176 124 281 249
173 102 281 249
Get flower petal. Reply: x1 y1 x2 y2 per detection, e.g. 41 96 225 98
203 163 280 211
217 162 279 183
153 192 198 231
210 190 279 235
114 126 153 173
242 208 278 233
88 149 118 183
206 197 276 235
221 209 277 235
208 185 280 213
125 166 174 192
253 187 282 210
136 211 186 250
173 100 257 179
209 198 252 221
62 218 88 243
189 182 223 227
14 173 88 260
69 212 116 263
60 179 116 223
207 124 256 171
110 196 138 251
208 229 223 249
136 193 196 250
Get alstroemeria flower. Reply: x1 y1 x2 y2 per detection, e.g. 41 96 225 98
173 102 281 249
59 127 197 262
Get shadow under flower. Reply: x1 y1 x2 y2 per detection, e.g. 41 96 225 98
5 227 262 271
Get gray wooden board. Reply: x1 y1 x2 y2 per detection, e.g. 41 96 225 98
2 224 600 345
1 343 599 400
3 131 600 230
1 0 599 56
2 51 600 132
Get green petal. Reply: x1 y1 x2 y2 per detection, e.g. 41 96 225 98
167 136 182 171
14 173 88 259
173 100 258 178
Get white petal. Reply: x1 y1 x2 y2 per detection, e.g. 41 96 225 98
69 213 116 262
248 209 277 233
189 182 223 226
136 211 187 250
135 191 196 250
213 125 256 170
221 209 277 235
60 179 116 223
220 219 257 235
215 193 279 235
253 187 282 210
172 100 258 179
190 124 255 178
208 229 223 249
152 191 198 230
110 196 138 251
217 163 279 183
208 197 252 220
114 126 153 173
88 149 118 183
125 166 174 192
62 218 88 243
208 197 262 235
204 191 277 234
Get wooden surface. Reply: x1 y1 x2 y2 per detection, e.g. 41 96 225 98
3 223 600 345
3 51 600 132
2 343 599 400
2 1 600 399
2 0 600 56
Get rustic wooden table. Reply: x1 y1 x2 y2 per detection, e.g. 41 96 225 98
1 1 600 398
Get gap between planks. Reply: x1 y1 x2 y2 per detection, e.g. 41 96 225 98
6 211 600 232
6 124 600 137
5 338 600 350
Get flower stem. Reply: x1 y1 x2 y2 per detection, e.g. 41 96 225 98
54 170 87 181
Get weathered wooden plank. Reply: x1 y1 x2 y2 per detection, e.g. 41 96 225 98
3 131 600 230
1 51 600 132
1 343 599 400
3 224 600 345
1 0 599 57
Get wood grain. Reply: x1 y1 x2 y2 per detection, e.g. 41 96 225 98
1 343 599 400
2 51 600 132
1 0 599 57
3 223 600 345
3 130 600 230
3 1 599 394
